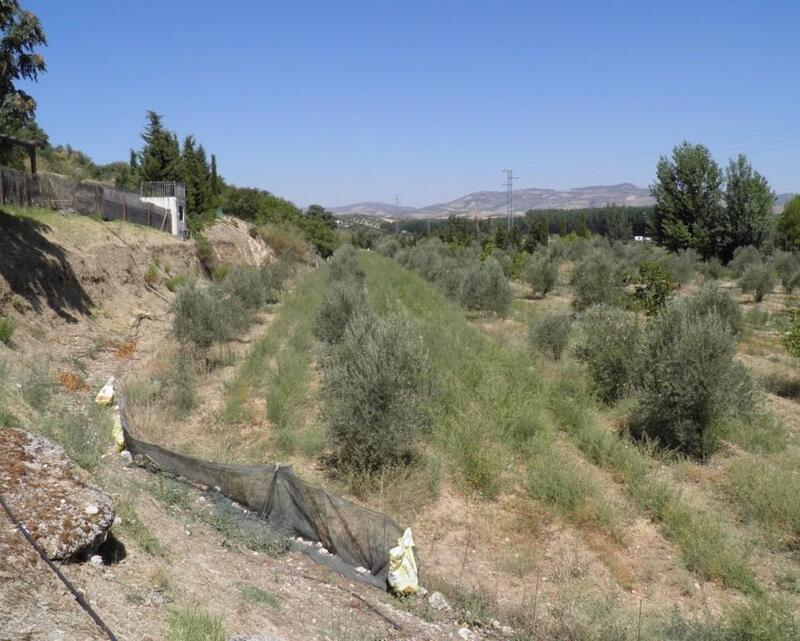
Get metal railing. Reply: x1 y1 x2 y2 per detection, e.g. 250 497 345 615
140 181 185 199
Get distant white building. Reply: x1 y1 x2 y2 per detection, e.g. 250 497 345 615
634 235 653 242
140 181 188 238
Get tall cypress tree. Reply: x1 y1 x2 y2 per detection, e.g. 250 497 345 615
139 111 180 183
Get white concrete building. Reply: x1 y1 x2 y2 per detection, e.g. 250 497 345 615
140 181 188 238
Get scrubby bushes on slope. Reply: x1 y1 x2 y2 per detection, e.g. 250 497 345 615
523 250 560 298
172 261 290 350
528 312 572 361
315 245 433 472
739 262 776 302
321 311 432 472
394 239 512 316
575 304 641 405
633 299 755 459
569 249 625 310
313 281 371 345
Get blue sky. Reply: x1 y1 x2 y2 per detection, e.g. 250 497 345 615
24 0 800 207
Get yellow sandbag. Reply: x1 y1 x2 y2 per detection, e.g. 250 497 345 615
111 406 125 452
95 377 115 406
388 528 418 595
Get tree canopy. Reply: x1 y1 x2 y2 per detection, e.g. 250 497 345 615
719 155 774 262
777 196 800 251
651 142 776 261
0 0 47 166
651 142 723 257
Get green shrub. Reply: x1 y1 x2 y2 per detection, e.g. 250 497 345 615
663 248 699 287
167 350 196 417
313 281 371 344
739 262 776 302
256 223 310 262
374 236 400 258
523 252 559 297
0 316 15 346
260 261 290 303
633 300 755 459
698 256 723 279
570 250 624 310
321 312 432 472
327 243 365 283
783 309 800 358
575 305 641 404
164 275 186 292
631 261 674 316
21 362 53 410
172 283 241 349
195 233 215 270
729 245 763 276
773 250 800 293
684 282 744 339
528 312 571 361
221 265 264 310
167 607 225 641
144 262 159 285
459 257 512 315
210 263 230 282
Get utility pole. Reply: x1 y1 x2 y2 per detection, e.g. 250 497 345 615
502 169 517 231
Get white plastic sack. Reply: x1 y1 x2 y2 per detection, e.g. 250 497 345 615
388 527 418 595
110 405 125 452
95 377 115 406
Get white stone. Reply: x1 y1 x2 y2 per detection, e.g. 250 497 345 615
89 555 103 569
427 591 450 611
84 504 99 515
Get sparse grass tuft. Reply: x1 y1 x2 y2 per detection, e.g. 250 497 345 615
726 453 800 543
116 498 169 557
208 501 290 557
0 316 15 346
20 361 54 410
759 370 800 401
167 607 226 641
236 582 280 608
144 261 159 285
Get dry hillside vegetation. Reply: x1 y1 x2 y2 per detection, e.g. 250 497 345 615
0 208 512 641
2 206 799 640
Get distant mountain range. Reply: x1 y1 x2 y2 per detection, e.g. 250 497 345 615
330 183 796 219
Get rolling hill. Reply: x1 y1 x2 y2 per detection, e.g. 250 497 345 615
332 184 797 219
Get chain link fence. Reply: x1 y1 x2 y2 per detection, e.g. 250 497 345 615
0 166 172 233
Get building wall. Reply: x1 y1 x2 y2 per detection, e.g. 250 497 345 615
141 196 187 237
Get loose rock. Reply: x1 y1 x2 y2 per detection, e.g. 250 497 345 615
0 428 115 560
427 591 451 611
